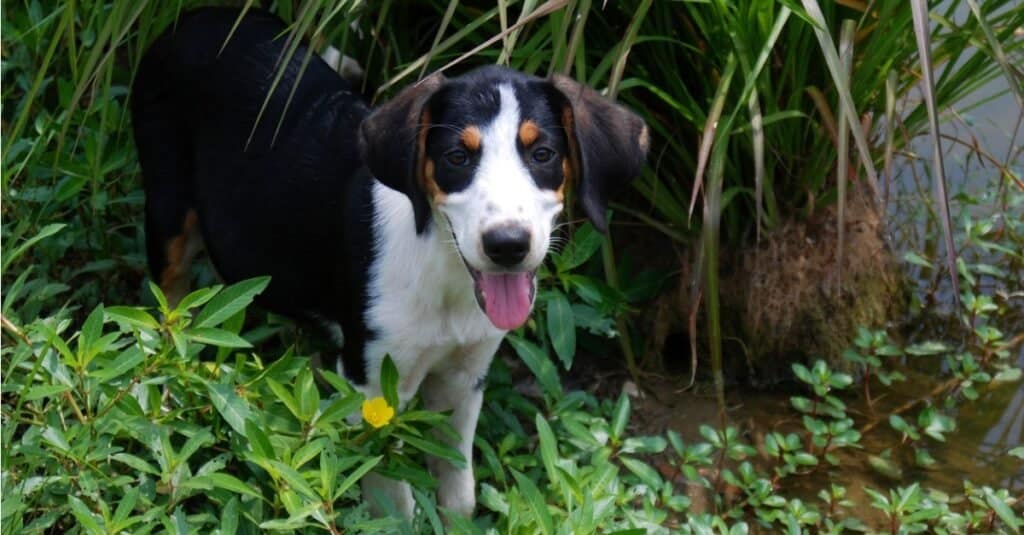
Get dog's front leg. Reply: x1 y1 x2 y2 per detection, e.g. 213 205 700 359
419 338 501 517
352 382 418 518
355 344 446 518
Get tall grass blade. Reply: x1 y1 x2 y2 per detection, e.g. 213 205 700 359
434 0 570 76
800 0 879 201
218 0 259 56
498 0 540 66
699 53 737 417
749 91 765 243
56 1 150 167
806 86 838 146
883 70 897 210
558 0 591 76
607 0 653 99
2 4 71 163
836 20 855 295
910 0 961 312
419 0 460 78
965 0 1024 110
376 5 500 94
687 66 733 222
246 3 319 149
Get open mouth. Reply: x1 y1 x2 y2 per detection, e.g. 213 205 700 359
443 215 536 330
467 268 537 330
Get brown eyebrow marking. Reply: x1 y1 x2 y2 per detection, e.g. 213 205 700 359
518 120 539 146
460 126 481 151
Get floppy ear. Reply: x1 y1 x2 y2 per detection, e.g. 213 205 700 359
551 74 649 233
359 73 446 233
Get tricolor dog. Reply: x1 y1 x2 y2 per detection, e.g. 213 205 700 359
132 8 647 516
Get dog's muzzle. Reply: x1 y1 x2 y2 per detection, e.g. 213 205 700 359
446 218 537 330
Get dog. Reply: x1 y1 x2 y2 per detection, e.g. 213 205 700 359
131 7 647 516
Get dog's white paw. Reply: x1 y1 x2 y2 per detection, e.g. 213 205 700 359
436 467 476 516
362 472 415 517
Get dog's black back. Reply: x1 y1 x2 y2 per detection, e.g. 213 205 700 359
132 8 376 375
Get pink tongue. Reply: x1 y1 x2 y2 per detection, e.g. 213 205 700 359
479 272 534 330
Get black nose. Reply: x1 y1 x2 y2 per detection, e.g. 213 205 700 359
482 226 531 267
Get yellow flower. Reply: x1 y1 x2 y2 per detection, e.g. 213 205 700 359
361 396 395 429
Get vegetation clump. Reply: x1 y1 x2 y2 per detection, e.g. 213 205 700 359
733 184 908 376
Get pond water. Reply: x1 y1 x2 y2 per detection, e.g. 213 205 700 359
623 21 1023 524
880 12 1023 493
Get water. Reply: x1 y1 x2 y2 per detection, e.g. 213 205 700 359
881 11 1024 493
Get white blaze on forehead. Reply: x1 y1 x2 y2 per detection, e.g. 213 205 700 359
485 86 523 158
474 84 534 212
437 82 563 274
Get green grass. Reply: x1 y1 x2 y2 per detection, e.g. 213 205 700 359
2 0 1023 533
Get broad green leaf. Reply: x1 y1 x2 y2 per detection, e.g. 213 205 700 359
993 367 1022 383
112 453 160 475
399 433 466 468
267 460 318 501
183 473 265 501
68 496 103 534
903 251 933 269
185 328 252 348
976 491 1015 528
90 346 145 381
2 223 66 273
610 392 630 443
220 497 239 535
148 281 170 313
291 438 326 469
79 304 105 359
507 335 562 399
207 382 253 436
905 341 949 356
316 392 363 426
534 414 559 487
332 455 383 500
511 469 554 535
105 306 160 330
380 355 400 409
546 290 576 369
266 377 301 420
41 426 71 453
620 456 662 488
175 285 222 313
296 369 319 422
23 384 70 401
557 222 603 271
194 277 270 328
245 419 275 460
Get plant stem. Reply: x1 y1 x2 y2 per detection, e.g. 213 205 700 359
859 377 959 435
601 232 640 384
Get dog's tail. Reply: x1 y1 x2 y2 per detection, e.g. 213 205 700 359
130 13 209 304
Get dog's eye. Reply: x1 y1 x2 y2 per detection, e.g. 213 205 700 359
532 147 555 163
444 149 470 166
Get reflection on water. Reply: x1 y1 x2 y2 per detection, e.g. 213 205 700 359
883 35 1024 493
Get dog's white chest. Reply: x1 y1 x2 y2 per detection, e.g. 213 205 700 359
362 182 503 390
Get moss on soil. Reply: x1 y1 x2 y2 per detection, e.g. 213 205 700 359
726 183 909 381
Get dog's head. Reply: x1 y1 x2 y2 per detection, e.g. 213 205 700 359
360 66 648 330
